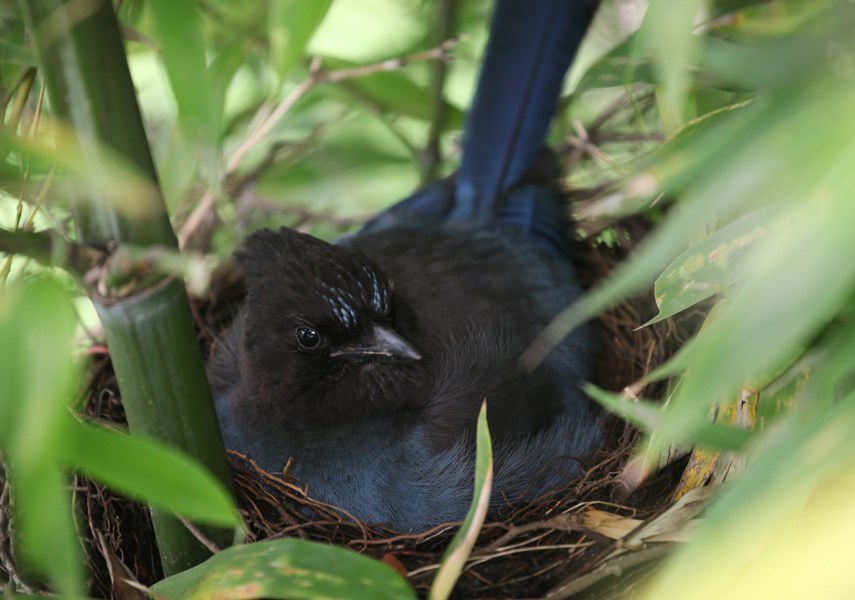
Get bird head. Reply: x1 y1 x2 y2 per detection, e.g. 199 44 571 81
234 227 422 417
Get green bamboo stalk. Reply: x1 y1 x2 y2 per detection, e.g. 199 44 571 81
17 0 174 247
17 0 235 575
94 277 234 573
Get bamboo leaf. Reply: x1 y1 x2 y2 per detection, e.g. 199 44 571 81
644 397 855 599
584 385 752 451
0 277 82 597
148 0 219 149
151 539 415 600
269 0 334 79
653 153 855 450
63 421 240 528
642 0 706 133
429 402 493 600
647 208 768 325
0 121 163 218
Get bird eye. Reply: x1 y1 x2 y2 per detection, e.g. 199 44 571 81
295 326 321 349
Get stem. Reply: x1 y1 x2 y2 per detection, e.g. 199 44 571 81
93 278 234 574
17 0 175 248
18 0 235 576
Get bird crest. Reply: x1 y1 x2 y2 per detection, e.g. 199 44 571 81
237 227 393 332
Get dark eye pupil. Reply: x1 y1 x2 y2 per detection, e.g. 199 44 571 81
296 326 320 348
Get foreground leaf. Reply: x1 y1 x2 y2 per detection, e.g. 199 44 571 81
64 421 240 528
0 278 82 597
429 402 494 600
151 539 415 600
644 396 855 600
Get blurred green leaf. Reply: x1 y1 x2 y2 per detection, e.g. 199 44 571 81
643 0 706 132
656 160 855 447
12 465 82 597
269 0 333 79
151 538 415 600
148 0 219 152
63 421 240 528
0 122 163 218
584 385 752 451
429 402 493 600
700 35 826 90
0 37 36 66
0 277 82 597
644 396 855 599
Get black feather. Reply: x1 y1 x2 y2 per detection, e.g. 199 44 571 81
209 0 603 531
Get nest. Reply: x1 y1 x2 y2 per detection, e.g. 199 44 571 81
1 216 699 599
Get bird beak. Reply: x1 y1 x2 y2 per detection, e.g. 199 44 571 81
330 324 421 361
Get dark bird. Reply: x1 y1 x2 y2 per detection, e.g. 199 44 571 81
209 0 603 531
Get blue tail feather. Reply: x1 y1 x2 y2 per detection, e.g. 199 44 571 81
454 0 598 226
360 0 598 257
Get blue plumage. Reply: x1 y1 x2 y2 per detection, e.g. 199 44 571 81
210 0 602 531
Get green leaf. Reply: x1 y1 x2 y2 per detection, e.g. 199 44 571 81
642 0 705 132
12 464 83 598
148 0 219 149
657 160 855 448
584 385 752 451
429 402 493 600
269 0 333 79
0 122 163 219
647 208 768 324
151 539 415 600
644 396 855 598
322 58 464 127
0 36 36 66
63 421 240 528
0 277 82 597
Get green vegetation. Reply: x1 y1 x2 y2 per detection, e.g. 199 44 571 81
2 0 854 598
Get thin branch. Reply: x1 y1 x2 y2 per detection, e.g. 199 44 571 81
421 0 457 182
178 37 461 250
226 56 324 176
588 90 656 134
106 244 219 297
319 39 459 84
332 80 419 158
565 119 624 171
247 196 373 230
0 227 103 275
